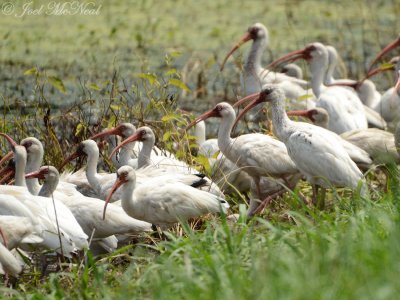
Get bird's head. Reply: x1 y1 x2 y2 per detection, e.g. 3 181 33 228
220 22 268 71
103 166 135 220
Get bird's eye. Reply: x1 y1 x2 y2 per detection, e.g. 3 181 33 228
216 105 222 111
141 130 147 136
249 27 258 35
24 141 32 148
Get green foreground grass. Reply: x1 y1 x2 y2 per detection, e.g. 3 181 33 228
2 174 400 299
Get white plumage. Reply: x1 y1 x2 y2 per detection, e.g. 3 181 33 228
103 166 229 229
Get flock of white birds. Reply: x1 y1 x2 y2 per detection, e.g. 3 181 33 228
0 23 399 278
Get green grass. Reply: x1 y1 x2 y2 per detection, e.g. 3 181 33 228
3 181 400 299
1 0 400 299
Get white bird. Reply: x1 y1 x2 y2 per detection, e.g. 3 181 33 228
367 57 400 124
25 166 152 241
269 42 368 134
0 133 88 253
62 140 210 202
324 45 386 129
106 126 225 198
220 23 309 101
286 107 397 165
0 242 22 277
234 86 367 205
186 102 299 214
102 165 229 229
90 123 175 169
281 63 303 80
0 215 43 250
194 121 252 194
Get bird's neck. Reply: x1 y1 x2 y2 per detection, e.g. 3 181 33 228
38 178 58 197
194 121 206 146
119 142 136 166
310 60 327 98
25 152 42 195
217 114 235 154
85 150 101 192
14 160 26 188
245 38 266 73
270 98 292 142
121 180 136 214
138 140 154 169
324 59 336 85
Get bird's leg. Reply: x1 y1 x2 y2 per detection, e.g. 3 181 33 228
250 188 287 217
312 184 319 206
247 177 262 217
318 188 327 210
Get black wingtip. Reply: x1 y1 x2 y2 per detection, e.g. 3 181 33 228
191 178 207 188
194 173 206 178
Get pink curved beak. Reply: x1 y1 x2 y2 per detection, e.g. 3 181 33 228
109 131 142 161
25 168 48 180
220 32 252 71
0 133 18 149
103 175 128 220
185 108 221 131
90 126 124 140
367 36 400 73
232 92 266 128
59 149 81 170
365 64 395 80
286 109 310 118
267 48 308 69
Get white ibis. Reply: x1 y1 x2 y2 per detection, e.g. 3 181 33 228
0 133 89 254
269 42 368 134
0 242 22 277
194 121 252 194
285 108 376 169
25 166 152 240
288 107 397 164
90 123 175 169
186 102 299 214
0 215 43 250
367 57 400 123
103 165 229 229
108 126 225 198
62 139 210 202
220 23 314 109
234 86 367 205
367 35 400 73
281 63 303 80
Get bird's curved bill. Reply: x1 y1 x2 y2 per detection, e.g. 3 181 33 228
267 48 306 69
220 32 252 71
103 176 127 220
25 169 47 180
233 93 263 129
286 109 310 118
0 133 18 149
367 36 400 73
365 64 395 80
59 151 81 170
109 131 141 161
90 126 122 140
185 109 220 131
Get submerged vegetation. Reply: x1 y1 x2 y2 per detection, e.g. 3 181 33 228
1 0 400 299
